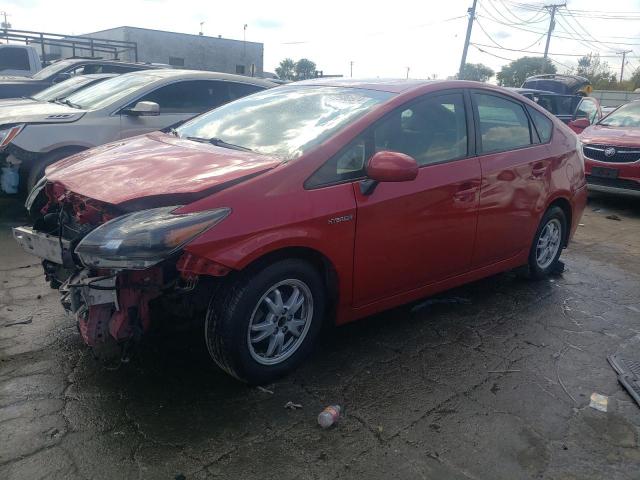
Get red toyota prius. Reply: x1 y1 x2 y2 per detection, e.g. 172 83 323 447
14 79 587 383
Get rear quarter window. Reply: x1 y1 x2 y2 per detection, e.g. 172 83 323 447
526 106 553 143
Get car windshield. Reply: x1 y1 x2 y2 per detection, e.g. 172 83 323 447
63 73 159 110
30 60 75 80
598 101 640 127
176 85 393 161
31 76 93 101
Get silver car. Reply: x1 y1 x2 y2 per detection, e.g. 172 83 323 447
0 69 276 193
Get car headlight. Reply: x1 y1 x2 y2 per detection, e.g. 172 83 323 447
75 206 230 269
0 124 24 149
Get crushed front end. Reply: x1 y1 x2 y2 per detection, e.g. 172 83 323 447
13 180 230 366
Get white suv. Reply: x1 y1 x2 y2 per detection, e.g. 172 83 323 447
0 69 275 193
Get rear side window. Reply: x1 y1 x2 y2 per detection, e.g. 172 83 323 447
0 47 30 71
474 93 532 153
526 106 553 143
227 82 264 101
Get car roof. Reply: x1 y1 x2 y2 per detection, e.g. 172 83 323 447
510 87 564 96
78 73 120 79
292 78 443 93
116 68 278 87
48 58 165 69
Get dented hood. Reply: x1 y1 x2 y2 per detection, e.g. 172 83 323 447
46 132 282 207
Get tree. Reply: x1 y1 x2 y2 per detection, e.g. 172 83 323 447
496 56 556 87
458 63 495 82
275 58 296 81
575 53 616 89
631 67 640 90
294 58 317 80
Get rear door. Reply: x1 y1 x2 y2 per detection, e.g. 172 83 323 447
351 91 481 306
470 91 551 268
118 80 251 138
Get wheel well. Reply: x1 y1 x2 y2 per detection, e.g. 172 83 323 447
241 247 339 322
547 197 572 246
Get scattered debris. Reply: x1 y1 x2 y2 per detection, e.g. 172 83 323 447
487 369 521 373
318 405 341 428
605 214 621 221
607 354 640 407
578 223 585 227
3 316 33 327
589 392 608 412
256 386 274 395
284 401 303 410
411 296 471 313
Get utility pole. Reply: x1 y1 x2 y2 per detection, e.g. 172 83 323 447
458 0 478 79
199 22 204 36
1 12 11 43
350 60 354 78
617 50 632 82
406 66 410 79
543 3 566 58
243 24 247 57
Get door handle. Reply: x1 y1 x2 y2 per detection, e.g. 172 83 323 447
453 182 479 201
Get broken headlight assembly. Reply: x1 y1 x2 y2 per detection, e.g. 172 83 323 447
0 124 24 150
74 206 230 269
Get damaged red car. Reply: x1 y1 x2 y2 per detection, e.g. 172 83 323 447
14 80 587 384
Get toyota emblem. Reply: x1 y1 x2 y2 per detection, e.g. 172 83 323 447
604 147 616 157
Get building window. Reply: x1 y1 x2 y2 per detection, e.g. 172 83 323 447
236 65 245 75
169 57 185 67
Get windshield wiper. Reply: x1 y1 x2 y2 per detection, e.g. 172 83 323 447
185 136 253 152
62 98 81 109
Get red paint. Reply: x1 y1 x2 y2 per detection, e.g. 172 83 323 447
581 124 640 187
366 151 418 182
53 80 587 328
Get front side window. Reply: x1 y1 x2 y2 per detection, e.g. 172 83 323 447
475 93 532 153
176 86 393 161
134 80 231 114
374 93 467 166
306 92 468 187
575 99 598 123
598 101 640 127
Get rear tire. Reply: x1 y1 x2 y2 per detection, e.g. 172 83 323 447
528 206 567 279
205 258 326 384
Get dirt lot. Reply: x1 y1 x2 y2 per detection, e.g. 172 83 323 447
1 192 639 480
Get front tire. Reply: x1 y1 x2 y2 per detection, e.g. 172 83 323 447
205 258 325 384
528 206 567 279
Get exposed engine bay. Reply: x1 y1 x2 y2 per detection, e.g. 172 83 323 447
14 180 223 367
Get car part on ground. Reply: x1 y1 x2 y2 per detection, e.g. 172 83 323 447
13 79 587 383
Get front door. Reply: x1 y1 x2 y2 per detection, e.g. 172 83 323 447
352 91 481 307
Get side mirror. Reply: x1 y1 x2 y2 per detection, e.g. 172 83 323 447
53 72 71 83
367 151 418 182
568 117 590 133
361 151 418 195
124 101 160 116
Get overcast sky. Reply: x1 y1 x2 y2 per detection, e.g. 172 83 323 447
3 0 640 81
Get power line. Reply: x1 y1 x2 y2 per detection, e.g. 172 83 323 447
470 42 640 59
496 0 548 23
476 18 546 51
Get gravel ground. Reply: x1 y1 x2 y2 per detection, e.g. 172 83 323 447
1 192 639 480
